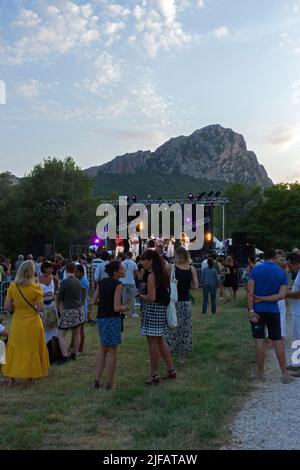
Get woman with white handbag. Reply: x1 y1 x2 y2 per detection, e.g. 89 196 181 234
137 249 176 385
165 248 199 365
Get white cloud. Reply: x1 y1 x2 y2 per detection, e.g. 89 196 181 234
106 4 131 17
131 82 170 121
292 80 300 104
196 0 205 8
157 0 177 23
264 124 300 151
13 9 41 28
16 79 40 98
5 2 101 64
83 52 122 95
132 1 194 58
212 26 229 39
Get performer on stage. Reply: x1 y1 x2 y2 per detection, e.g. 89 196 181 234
129 234 139 259
167 236 176 259
180 232 190 251
115 234 124 257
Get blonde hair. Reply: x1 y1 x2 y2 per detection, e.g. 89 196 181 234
225 256 233 267
14 260 36 285
175 247 191 264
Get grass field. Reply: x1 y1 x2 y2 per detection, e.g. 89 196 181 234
0 291 255 450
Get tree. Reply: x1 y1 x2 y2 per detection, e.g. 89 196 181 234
0 158 99 257
223 183 263 235
246 183 300 250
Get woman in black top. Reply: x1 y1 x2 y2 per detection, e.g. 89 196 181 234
165 248 198 364
92 261 128 390
137 250 176 384
223 256 235 302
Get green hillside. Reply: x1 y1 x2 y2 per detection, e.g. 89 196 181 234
94 170 227 197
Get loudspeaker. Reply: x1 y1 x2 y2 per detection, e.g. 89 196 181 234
232 232 248 246
228 244 255 265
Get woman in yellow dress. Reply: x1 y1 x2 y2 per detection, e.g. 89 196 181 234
4 260 49 386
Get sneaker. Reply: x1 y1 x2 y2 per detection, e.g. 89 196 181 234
131 313 139 318
282 375 295 384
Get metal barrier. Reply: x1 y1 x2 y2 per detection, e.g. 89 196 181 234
0 281 10 312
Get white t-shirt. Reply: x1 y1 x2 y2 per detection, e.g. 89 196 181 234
121 259 138 285
202 259 208 270
291 271 300 316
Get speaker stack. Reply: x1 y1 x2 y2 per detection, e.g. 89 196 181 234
228 232 255 265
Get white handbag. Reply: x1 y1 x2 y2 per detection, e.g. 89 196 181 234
166 264 178 329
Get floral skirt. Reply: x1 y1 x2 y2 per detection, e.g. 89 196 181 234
58 307 85 330
164 301 192 355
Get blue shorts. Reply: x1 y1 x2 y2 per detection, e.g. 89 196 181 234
97 317 121 346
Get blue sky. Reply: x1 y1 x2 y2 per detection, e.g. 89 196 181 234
1 0 300 183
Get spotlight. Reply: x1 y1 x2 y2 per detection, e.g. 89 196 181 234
215 191 221 197
207 191 214 197
188 193 194 201
131 195 137 203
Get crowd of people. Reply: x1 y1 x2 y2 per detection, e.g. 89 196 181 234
1 243 300 389
0 239 198 390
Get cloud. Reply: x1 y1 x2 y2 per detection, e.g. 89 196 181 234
263 124 300 151
291 80 300 104
157 0 177 23
196 0 205 8
4 2 101 64
131 0 196 58
13 9 41 28
106 4 131 17
82 52 122 95
94 127 166 150
16 79 40 98
212 26 229 39
279 30 300 55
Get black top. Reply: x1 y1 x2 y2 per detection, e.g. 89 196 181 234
143 270 170 305
97 278 121 318
58 277 82 309
155 286 170 306
175 266 192 301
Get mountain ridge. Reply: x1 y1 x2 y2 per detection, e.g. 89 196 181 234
85 124 273 196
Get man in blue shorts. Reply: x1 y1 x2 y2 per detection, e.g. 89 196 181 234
247 248 294 384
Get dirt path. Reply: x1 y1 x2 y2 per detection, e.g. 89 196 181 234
224 313 300 450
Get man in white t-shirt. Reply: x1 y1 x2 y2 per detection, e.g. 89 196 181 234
287 253 300 374
121 252 138 318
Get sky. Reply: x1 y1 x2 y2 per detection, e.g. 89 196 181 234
0 0 300 183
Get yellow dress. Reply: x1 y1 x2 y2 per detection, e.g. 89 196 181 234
3 282 50 378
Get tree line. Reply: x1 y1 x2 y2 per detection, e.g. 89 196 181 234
0 157 298 257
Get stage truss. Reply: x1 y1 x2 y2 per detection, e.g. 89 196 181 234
100 197 229 207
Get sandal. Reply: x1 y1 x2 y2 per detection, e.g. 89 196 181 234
94 380 100 389
163 368 177 379
106 383 118 390
145 373 161 385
